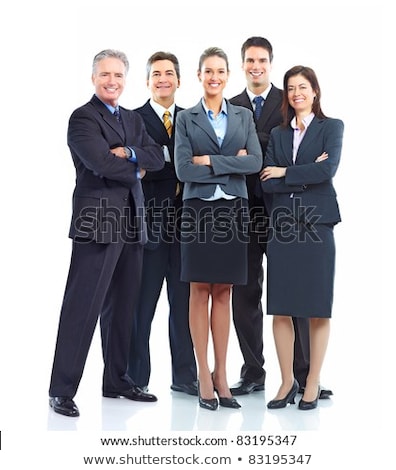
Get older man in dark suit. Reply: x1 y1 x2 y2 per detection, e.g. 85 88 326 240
48 49 164 417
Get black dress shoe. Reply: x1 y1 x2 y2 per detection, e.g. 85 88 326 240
199 395 219 410
103 385 157 402
218 396 241 409
267 379 299 409
298 387 320 410
171 382 198 396
49 397 79 417
298 386 333 399
198 381 218 411
319 387 333 399
230 379 265 396
212 376 241 409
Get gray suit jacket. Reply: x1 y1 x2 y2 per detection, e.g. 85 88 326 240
175 100 262 200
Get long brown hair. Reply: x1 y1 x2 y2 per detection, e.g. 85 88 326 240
281 65 327 127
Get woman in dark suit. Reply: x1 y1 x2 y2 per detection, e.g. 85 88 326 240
261 65 344 410
175 47 262 410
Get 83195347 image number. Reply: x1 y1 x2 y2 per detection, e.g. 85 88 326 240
247 454 312 464
235 434 297 446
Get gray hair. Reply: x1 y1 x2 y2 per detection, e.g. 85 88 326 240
92 49 129 75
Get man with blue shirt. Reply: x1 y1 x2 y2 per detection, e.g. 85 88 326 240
48 49 164 417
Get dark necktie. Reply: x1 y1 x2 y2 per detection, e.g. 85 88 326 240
114 108 121 122
253 96 264 120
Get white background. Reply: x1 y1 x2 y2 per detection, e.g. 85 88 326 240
0 1 388 468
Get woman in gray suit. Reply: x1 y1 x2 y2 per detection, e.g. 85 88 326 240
175 47 262 410
261 65 344 410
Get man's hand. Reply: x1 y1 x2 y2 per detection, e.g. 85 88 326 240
110 146 128 158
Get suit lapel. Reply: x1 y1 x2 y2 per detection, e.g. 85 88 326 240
91 95 125 141
222 103 240 149
280 127 294 165
237 90 253 110
295 117 323 162
259 86 280 127
190 102 219 147
140 101 168 141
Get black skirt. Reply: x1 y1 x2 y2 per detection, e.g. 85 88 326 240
180 198 249 284
266 221 336 318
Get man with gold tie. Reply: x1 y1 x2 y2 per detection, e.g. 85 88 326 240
128 51 197 396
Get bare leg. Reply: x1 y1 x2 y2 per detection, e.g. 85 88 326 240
189 282 214 400
211 283 232 398
272 315 296 399
303 318 330 401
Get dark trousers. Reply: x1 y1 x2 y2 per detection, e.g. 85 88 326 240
49 239 143 398
128 239 196 387
292 317 310 387
232 225 266 382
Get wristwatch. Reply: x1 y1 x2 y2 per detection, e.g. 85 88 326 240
124 146 132 158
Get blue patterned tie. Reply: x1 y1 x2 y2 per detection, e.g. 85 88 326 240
253 96 264 120
114 107 121 122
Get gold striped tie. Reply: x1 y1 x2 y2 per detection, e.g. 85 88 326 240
163 110 172 137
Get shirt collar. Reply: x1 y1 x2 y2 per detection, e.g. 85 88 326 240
95 95 118 114
150 99 176 119
201 98 228 117
246 83 272 105
290 112 315 130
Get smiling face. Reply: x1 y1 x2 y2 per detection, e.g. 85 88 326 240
198 55 229 98
242 46 272 93
92 57 126 107
286 73 317 115
147 59 180 107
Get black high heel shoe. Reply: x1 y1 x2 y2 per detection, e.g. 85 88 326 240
218 396 241 409
211 374 241 409
198 381 218 411
267 379 299 409
298 387 320 410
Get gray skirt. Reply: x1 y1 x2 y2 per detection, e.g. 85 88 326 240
180 198 249 285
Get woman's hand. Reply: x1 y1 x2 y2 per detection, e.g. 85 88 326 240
192 155 211 166
260 166 286 181
315 152 328 162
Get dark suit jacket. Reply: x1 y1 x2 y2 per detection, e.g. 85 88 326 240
175 100 262 200
261 117 344 224
134 101 183 249
230 85 283 201
67 95 164 244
